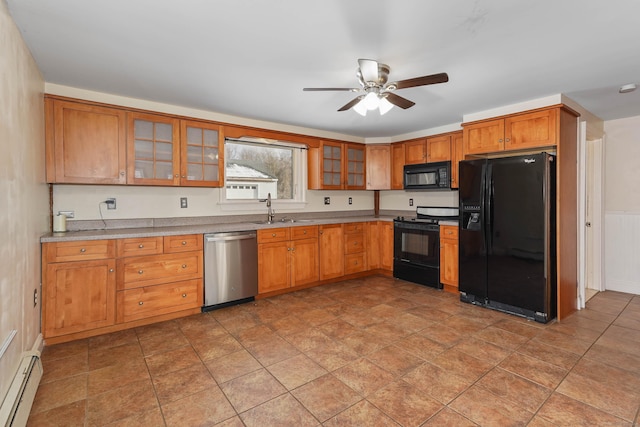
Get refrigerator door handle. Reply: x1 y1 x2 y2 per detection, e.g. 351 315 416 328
480 162 487 253
485 163 493 251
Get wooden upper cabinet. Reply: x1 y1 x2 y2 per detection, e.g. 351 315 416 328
180 120 224 187
426 135 451 163
365 144 390 190
308 140 343 190
45 98 127 184
463 107 560 156
127 112 180 185
404 138 427 164
463 118 505 155
451 131 463 189
345 143 366 189
391 143 405 190
504 109 557 150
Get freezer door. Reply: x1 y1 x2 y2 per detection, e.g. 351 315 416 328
486 153 552 315
458 159 488 301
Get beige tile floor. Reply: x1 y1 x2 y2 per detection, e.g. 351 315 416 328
27 276 640 426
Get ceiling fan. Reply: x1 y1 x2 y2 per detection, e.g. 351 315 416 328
303 59 449 116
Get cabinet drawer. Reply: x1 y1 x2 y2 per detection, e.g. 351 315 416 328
440 225 458 239
345 253 366 274
44 240 115 263
116 237 163 257
257 228 290 243
119 251 203 288
344 233 365 254
344 222 365 234
118 279 201 323
164 234 203 253
291 225 318 240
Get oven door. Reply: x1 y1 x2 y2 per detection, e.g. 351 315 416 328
393 221 441 288
394 222 440 267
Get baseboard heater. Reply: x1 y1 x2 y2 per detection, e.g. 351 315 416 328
0 351 43 427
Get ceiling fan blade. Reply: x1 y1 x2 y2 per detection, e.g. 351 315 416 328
392 72 449 90
338 96 364 112
384 92 415 109
358 59 379 83
303 87 357 91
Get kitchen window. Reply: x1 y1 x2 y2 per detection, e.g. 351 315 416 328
220 138 307 209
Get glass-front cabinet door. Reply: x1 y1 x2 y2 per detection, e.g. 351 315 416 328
127 112 180 185
180 120 223 187
346 143 366 189
321 141 343 189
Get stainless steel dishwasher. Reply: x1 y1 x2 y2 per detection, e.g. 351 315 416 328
203 231 258 311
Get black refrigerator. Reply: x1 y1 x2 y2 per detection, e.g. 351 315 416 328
458 153 556 323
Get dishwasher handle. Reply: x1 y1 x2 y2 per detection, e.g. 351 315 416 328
205 232 257 243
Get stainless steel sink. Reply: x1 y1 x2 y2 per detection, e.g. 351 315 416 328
251 219 314 224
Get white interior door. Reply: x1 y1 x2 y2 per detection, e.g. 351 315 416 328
585 137 604 293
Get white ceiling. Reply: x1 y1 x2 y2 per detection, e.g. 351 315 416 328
7 0 640 138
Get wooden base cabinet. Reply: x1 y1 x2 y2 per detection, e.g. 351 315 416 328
344 222 367 275
319 224 344 280
42 234 203 343
258 226 319 294
439 225 459 294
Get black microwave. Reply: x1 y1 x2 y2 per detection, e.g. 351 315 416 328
403 161 451 190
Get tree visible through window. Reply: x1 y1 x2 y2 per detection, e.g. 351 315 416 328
225 139 300 200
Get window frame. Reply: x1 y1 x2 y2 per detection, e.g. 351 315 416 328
218 138 308 211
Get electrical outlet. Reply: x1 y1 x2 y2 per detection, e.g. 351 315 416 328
105 198 116 209
409 198 414 206
180 197 188 208
348 197 353 205
58 210 74 218
324 197 330 205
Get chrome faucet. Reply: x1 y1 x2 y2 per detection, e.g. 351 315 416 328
266 193 275 223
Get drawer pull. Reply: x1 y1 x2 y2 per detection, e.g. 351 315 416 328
138 301 144 305
272 233 276 237
182 241 187 245
182 264 187 268
182 293 187 298
139 244 144 248
109 268 114 273
138 270 144 275
303 230 307 234
80 248 86 253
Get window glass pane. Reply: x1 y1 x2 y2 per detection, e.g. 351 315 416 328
204 147 218 164
135 140 153 160
187 127 202 145
134 160 153 179
187 145 202 163
155 123 172 141
332 174 341 186
204 165 218 181
333 160 341 171
156 142 173 161
187 164 203 180
155 161 173 179
204 129 218 147
225 141 294 200
332 146 341 158
134 120 153 139
323 145 332 158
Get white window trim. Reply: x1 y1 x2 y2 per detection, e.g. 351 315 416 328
218 138 308 211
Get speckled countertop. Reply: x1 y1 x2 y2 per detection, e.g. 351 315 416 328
41 214 398 243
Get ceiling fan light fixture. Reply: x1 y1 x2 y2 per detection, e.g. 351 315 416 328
353 100 368 116
363 92 380 110
619 83 637 94
378 97 394 115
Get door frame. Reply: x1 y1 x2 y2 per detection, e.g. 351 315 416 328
578 120 605 309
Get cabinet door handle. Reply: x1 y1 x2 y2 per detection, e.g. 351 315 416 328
505 138 511 142
80 248 86 253
175 174 179 178
303 230 307 234
138 301 144 305
182 293 187 298
138 270 144 274
182 264 187 268
139 244 144 248
272 233 276 237
109 268 114 273
182 175 186 178
120 171 125 176
498 138 503 143
320 230 323 235
181 241 187 245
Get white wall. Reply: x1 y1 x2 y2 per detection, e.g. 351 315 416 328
0 1 47 401
603 115 640 294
